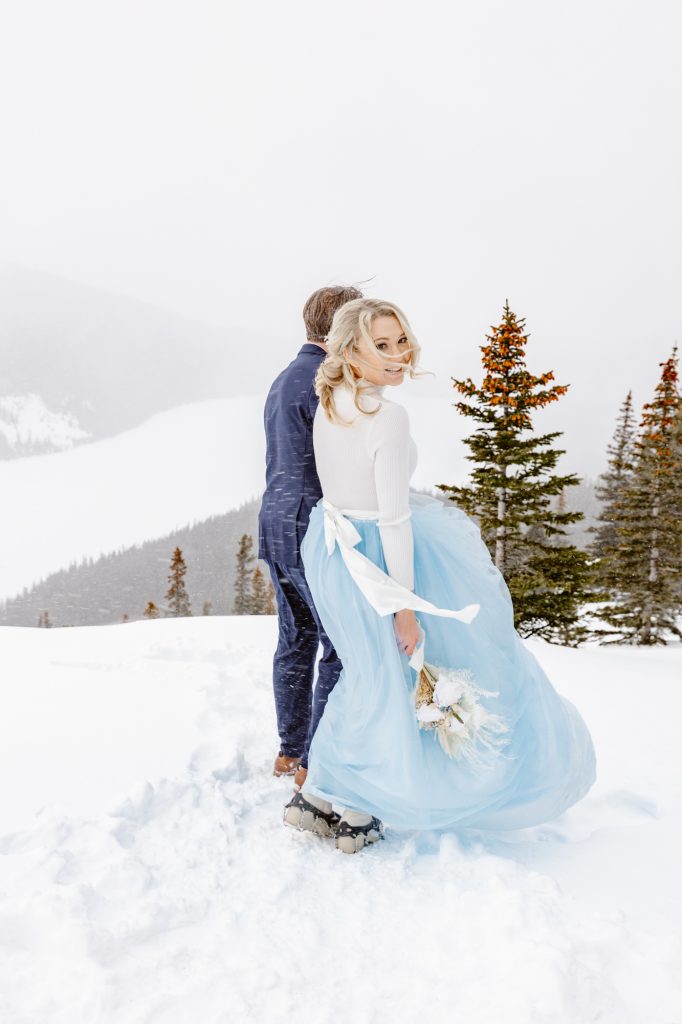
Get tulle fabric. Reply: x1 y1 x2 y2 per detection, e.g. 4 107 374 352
301 493 597 831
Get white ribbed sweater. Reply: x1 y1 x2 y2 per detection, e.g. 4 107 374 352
312 383 418 591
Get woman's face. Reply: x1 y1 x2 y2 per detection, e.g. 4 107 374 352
348 314 411 388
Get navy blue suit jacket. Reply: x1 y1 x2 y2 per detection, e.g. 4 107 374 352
258 343 326 567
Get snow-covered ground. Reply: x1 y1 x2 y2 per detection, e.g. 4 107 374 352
0 617 680 1023
0 382 471 602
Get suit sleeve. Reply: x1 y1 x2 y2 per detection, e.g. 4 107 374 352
305 380 320 424
367 402 414 592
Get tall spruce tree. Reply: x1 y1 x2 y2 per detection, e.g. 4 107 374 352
233 534 256 613
438 300 590 643
595 348 681 644
251 565 269 614
590 390 637 591
671 399 682 607
166 547 192 617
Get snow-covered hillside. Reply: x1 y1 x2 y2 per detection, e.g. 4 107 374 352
0 397 267 601
0 263 270 458
0 617 680 1023
0 383 474 602
0 393 90 457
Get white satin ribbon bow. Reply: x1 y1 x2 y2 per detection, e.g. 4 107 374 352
321 498 480 670
408 623 428 673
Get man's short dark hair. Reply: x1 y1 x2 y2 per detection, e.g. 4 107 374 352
303 285 363 342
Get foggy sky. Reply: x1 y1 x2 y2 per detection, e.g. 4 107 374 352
1 0 681 476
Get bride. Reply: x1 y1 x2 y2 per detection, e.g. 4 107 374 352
283 297 596 854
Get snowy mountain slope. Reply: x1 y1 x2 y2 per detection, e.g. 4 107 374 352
0 393 91 457
0 263 269 459
0 617 679 1023
0 501 264 627
0 397 267 601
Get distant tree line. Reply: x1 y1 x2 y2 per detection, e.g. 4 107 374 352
140 538 275 620
36 534 276 626
16 501 261 629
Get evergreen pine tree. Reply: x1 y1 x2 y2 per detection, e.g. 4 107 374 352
438 300 591 643
233 534 256 613
251 565 269 614
143 601 160 619
202 600 213 616
595 348 681 644
265 580 276 615
166 547 192 617
671 399 682 607
590 390 637 591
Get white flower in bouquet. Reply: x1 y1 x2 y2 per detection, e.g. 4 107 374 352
414 661 508 763
416 702 445 724
433 675 466 708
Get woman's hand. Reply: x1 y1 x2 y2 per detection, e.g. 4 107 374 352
394 608 419 657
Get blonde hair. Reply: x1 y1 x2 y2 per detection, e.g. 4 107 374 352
315 298 428 424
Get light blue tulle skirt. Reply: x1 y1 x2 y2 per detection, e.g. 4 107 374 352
301 493 597 831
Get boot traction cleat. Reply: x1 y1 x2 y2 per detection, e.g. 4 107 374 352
283 792 340 838
335 816 384 854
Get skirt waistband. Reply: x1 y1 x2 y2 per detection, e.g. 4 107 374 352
333 506 381 521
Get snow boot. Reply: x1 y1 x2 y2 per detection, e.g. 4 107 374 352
283 791 340 838
335 813 384 854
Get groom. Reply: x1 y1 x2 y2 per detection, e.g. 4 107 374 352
258 284 362 790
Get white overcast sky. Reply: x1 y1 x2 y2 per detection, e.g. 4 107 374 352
1 0 680 475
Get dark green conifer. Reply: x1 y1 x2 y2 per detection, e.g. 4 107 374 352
590 390 637 592
233 534 256 614
438 300 590 643
251 565 269 614
595 348 681 644
166 547 192 617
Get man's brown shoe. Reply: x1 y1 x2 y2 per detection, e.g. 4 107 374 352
293 766 308 790
273 754 302 777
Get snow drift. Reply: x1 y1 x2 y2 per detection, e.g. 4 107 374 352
0 617 680 1023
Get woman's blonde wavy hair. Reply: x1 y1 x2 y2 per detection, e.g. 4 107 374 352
315 297 428 424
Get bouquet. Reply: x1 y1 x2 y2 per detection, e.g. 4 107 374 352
413 659 508 763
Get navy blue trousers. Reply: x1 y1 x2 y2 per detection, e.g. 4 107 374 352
265 560 342 768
